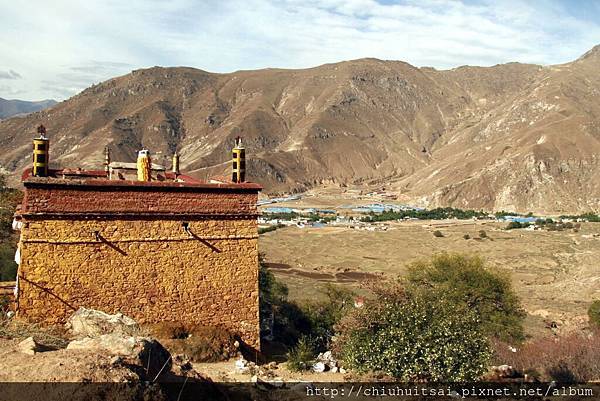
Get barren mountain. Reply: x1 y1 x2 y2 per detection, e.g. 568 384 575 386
1 46 600 213
0 98 57 120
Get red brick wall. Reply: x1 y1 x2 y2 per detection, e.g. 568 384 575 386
22 186 259 216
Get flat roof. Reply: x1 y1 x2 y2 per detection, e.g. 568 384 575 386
21 168 262 192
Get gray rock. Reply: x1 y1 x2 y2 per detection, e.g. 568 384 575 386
312 361 326 373
66 308 139 338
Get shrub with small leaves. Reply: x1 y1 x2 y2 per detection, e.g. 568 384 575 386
588 301 600 328
335 284 491 381
287 336 316 372
433 230 444 238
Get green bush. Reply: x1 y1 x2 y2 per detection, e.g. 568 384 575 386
506 221 523 230
302 284 354 350
433 230 444 238
588 301 600 328
406 253 525 342
336 284 491 381
287 336 316 372
479 230 487 238
559 213 600 222
258 224 283 234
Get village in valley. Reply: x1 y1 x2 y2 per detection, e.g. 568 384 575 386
257 189 594 232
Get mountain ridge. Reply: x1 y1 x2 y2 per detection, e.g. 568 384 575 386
1 46 599 213
0 98 57 120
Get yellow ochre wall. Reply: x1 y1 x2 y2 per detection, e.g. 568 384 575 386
17 218 260 348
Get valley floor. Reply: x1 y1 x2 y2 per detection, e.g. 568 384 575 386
260 219 600 337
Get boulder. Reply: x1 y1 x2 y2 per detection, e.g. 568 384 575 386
67 334 137 354
66 308 139 338
18 337 44 355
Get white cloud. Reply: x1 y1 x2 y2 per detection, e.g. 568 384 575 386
0 70 22 80
0 0 598 100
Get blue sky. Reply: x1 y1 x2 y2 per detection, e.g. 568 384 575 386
0 0 599 101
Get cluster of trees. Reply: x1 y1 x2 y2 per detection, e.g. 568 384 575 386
494 211 534 218
258 224 283 234
505 218 581 231
559 213 600 222
262 211 336 224
262 253 526 381
262 211 300 221
361 207 489 222
505 221 531 230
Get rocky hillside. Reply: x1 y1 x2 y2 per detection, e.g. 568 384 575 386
0 98 57 120
1 46 600 213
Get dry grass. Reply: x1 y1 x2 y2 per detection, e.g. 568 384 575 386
494 330 600 382
0 315 69 349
